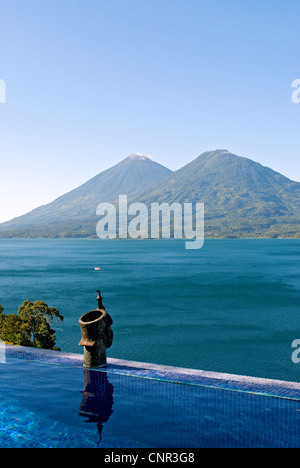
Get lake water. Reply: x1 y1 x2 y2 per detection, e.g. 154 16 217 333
0 239 299 382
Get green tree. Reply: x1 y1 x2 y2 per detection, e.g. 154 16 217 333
0 304 4 332
0 313 31 346
0 300 63 350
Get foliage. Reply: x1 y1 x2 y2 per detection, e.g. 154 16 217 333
0 304 4 333
0 301 63 350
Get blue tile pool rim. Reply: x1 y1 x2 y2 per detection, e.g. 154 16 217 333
4 345 300 402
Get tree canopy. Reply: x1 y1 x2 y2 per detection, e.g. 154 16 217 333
0 301 63 350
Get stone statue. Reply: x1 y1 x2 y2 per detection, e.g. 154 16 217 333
79 290 113 368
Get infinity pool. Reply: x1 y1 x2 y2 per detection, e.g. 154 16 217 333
0 346 299 448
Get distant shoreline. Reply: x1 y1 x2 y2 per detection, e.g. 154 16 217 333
0 236 299 241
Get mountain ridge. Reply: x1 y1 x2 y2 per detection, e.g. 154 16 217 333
0 154 172 234
130 150 299 238
0 150 299 238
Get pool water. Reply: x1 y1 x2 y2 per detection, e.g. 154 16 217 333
0 346 299 448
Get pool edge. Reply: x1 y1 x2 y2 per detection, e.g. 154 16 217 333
4 344 300 399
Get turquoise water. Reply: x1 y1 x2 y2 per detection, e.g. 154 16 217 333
0 239 299 382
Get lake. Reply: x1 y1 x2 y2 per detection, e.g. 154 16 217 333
0 238 299 382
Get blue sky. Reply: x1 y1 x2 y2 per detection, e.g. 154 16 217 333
0 0 299 222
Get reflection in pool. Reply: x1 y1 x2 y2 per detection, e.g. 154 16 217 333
79 369 114 445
